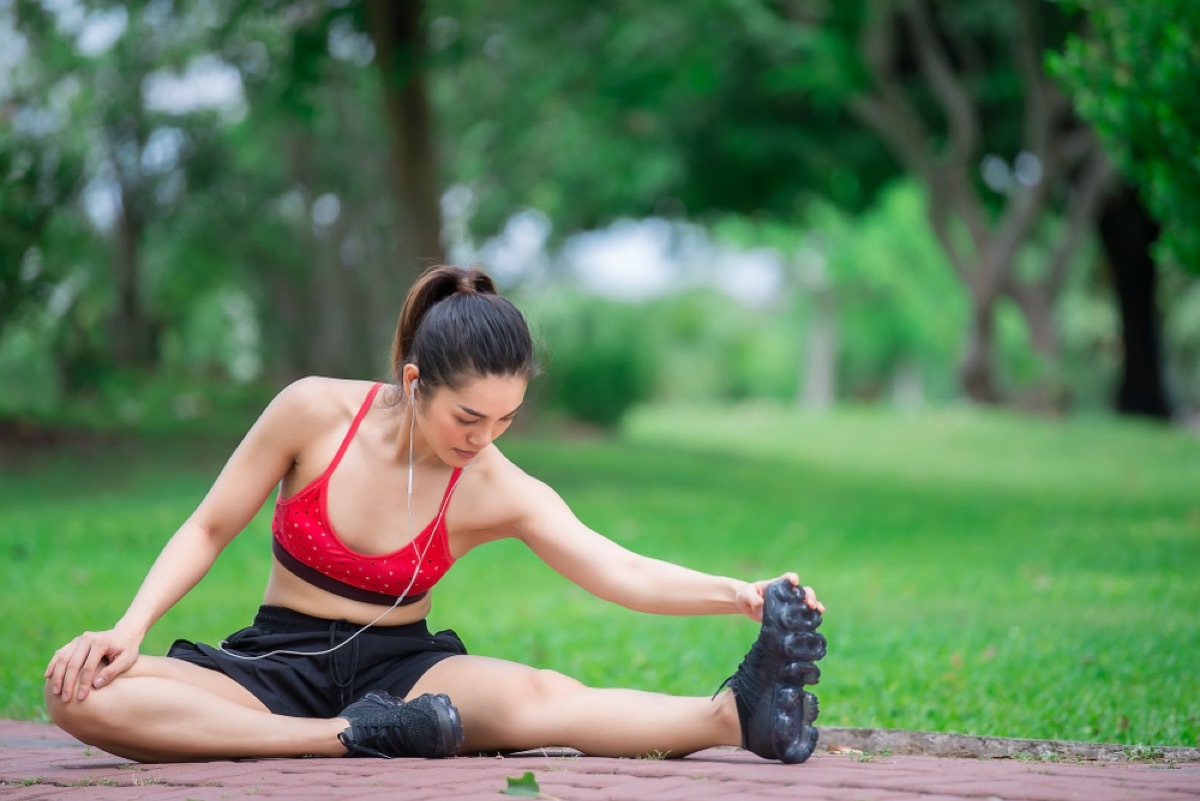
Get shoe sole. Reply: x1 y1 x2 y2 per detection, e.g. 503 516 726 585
432 693 466 757
761 580 825 764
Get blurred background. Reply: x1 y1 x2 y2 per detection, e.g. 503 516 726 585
1 0 1197 432
3 1 1199 745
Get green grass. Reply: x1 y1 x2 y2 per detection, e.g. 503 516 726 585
1 403 1196 748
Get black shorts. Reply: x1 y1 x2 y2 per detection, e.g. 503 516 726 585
167 605 468 718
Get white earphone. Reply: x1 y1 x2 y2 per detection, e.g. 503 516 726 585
219 373 441 662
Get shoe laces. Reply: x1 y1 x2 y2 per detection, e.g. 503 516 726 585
339 695 444 758
713 633 768 701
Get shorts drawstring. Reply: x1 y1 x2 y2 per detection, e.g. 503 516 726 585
168 606 465 718
329 619 360 710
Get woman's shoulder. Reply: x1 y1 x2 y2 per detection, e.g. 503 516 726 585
461 445 559 510
264 376 382 431
449 445 560 545
466 443 527 483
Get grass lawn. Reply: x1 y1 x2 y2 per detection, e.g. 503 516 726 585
1 403 1196 748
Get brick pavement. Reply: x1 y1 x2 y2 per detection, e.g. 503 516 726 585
2 720 1197 801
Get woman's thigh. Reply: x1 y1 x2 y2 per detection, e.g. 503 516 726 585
126 655 270 712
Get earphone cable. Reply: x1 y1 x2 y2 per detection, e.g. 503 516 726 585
218 389 451 661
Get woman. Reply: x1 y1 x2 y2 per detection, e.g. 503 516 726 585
45 266 827 764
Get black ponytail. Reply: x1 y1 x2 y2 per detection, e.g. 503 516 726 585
390 266 538 391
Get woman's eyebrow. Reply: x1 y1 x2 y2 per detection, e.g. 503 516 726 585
457 404 523 418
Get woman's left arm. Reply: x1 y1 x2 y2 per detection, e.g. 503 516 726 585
509 473 821 621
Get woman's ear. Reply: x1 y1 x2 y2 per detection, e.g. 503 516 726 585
402 363 420 399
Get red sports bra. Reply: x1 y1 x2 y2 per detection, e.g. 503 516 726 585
271 382 463 606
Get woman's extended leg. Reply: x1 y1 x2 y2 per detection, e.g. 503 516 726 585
407 655 741 758
46 655 346 762
408 580 826 762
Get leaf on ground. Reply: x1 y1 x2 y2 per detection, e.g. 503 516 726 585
502 771 542 797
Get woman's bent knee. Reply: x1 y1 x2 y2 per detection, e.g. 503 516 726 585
527 669 585 703
46 680 93 731
45 678 125 743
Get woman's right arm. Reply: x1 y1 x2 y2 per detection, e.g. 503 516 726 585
45 378 329 703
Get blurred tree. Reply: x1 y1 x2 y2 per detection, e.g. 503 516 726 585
265 0 442 308
425 0 910 417
525 291 656 425
713 181 967 407
0 111 85 344
4 0 442 395
1051 0 1199 275
428 0 1119 408
362 0 443 268
0 5 86 344
427 0 897 243
13 1 234 374
1049 1 1198 418
215 3 407 378
778 0 1113 405
1095 185 1171 418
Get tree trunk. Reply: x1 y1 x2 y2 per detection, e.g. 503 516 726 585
111 186 157 369
363 0 442 326
1012 287 1064 412
799 286 838 410
257 131 321 379
960 292 1001 404
1097 185 1172 419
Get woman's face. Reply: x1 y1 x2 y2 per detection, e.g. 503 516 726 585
416 373 528 466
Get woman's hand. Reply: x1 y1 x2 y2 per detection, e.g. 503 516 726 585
44 627 143 703
736 572 825 622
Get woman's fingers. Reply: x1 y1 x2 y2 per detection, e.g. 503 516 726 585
52 639 86 701
800 585 825 614
73 642 112 701
48 633 117 702
92 650 135 690
776 572 824 613
46 639 84 699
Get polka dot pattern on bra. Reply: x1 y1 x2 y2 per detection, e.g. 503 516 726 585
272 473 461 598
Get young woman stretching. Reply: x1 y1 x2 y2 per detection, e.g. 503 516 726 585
45 266 827 764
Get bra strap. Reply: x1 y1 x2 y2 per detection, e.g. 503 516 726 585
438 467 464 512
327 382 383 472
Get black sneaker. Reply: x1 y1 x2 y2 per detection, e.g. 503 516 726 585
337 690 465 759
716 579 826 764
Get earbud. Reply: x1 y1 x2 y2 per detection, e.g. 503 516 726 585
410 378 419 399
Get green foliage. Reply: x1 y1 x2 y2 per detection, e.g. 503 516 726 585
501 772 542 798
1050 0 1200 272
161 285 262 383
0 311 61 417
711 182 969 403
522 292 656 426
1162 272 1200 405
1 1 420 395
0 5 87 342
807 183 966 400
0 135 84 337
641 287 803 403
4 406 1197 748
2 0 1196 426
430 0 894 239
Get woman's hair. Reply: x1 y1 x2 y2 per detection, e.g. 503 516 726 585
391 265 539 392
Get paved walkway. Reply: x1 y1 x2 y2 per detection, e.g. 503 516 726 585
2 720 1197 801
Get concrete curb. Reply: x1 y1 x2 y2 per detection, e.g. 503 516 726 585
821 726 1200 763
